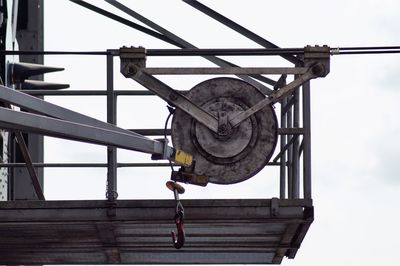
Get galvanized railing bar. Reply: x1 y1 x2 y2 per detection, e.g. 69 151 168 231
130 129 171 136
0 162 177 168
20 90 190 96
21 90 153 96
0 162 280 168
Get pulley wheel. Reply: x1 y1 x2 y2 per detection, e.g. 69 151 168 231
171 77 278 184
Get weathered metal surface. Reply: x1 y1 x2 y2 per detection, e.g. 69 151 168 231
144 67 307 75
105 0 276 91
228 64 323 128
0 106 165 155
182 0 302 65
172 77 278 184
0 199 313 264
0 84 147 139
0 131 8 201
120 50 220 133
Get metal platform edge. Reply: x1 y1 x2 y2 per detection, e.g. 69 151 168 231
0 198 313 264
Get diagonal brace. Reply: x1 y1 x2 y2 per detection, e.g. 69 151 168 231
120 48 219 133
228 63 327 128
14 132 45 200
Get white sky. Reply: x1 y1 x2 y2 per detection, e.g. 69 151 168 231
41 1 400 265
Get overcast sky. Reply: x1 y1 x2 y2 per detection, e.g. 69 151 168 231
41 1 400 265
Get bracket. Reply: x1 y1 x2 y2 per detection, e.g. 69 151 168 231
120 47 220 134
120 46 330 135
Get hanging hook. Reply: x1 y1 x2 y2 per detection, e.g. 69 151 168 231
171 206 185 249
166 181 186 249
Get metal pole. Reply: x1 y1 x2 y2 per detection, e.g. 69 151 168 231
106 53 117 201
280 97 287 199
292 88 300 199
302 81 312 199
287 96 293 199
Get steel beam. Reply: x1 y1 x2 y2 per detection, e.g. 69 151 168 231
105 0 275 91
0 84 148 140
121 66 219 134
183 0 302 65
69 0 180 46
144 67 307 75
14 132 45 200
228 67 319 128
0 107 165 155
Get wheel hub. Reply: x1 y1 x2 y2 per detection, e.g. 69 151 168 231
171 77 278 184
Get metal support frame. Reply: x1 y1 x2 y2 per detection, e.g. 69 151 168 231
0 2 331 263
120 46 328 136
106 52 117 202
0 45 329 202
104 0 275 92
14 131 45 200
183 0 303 65
11 0 45 201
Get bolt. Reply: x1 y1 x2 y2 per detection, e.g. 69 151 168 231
169 93 178 101
127 65 137 75
218 124 227 135
311 64 324 76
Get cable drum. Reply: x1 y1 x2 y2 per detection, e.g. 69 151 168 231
171 77 278 184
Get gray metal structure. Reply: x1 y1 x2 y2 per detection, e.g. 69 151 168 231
0 0 331 264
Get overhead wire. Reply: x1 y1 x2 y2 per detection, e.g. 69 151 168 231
1 46 400 56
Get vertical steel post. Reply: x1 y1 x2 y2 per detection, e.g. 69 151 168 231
292 89 300 199
106 53 117 201
279 97 287 199
12 0 44 200
302 81 312 199
287 97 293 199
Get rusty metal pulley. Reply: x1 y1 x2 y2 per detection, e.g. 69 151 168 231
171 77 278 184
